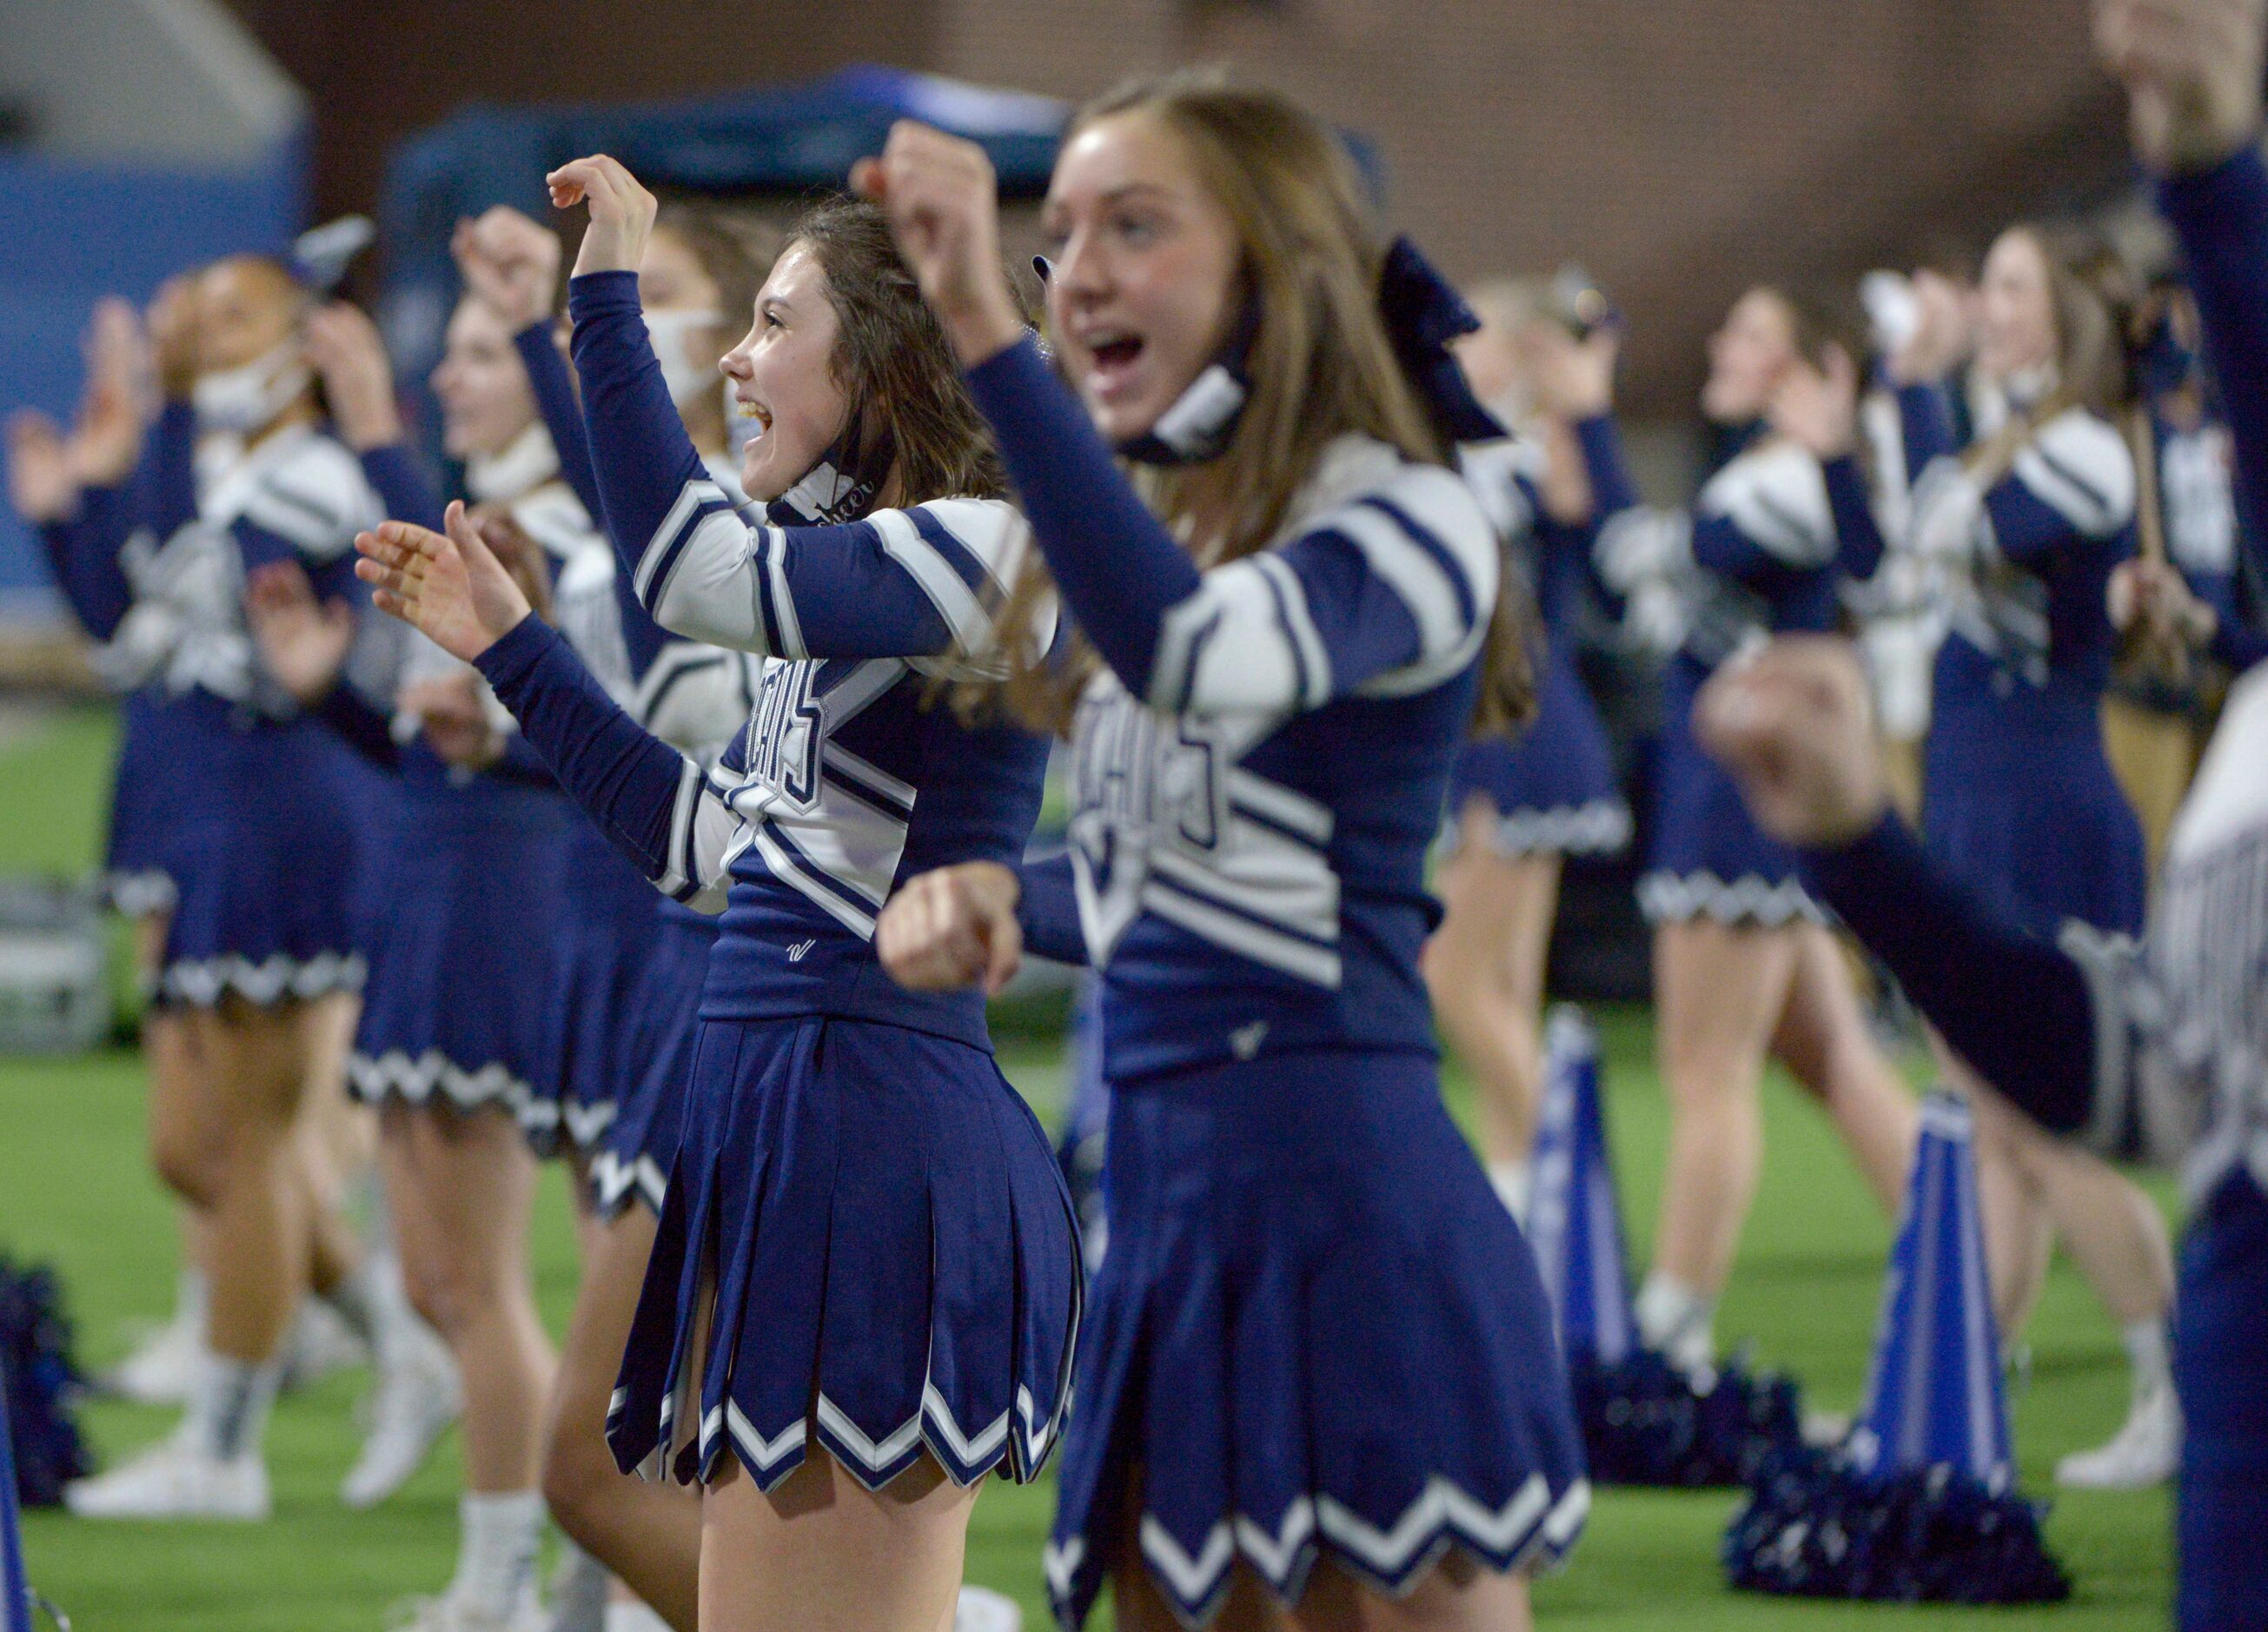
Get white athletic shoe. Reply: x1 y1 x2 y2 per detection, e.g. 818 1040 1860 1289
386 1587 547 1632
544 1542 608 1632
342 1323 461 1508
2055 1383 2182 1489
63 1434 270 1521
281 1297 370 1392
956 1584 1024 1632
103 1309 205 1405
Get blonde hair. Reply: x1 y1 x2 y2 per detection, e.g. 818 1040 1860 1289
972 70 1534 735
1963 224 2120 486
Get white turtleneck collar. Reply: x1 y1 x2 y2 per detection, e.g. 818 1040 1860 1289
464 421 561 505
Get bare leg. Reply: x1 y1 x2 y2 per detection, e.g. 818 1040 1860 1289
1421 803 1562 1169
1648 919 1801 1297
191 998 319 1364
543 1201 702 1629
1767 925 1919 1216
380 1102 554 1492
698 1448 978 1632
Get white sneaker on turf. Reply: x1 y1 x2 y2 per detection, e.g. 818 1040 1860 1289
386 1587 546 1632
63 1433 269 1521
2055 1382 2182 1489
342 1323 461 1508
103 1309 204 1405
544 1542 607 1632
956 1584 1024 1632
281 1296 370 1392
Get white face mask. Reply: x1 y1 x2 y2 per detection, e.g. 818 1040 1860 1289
643 308 723 410
191 339 312 436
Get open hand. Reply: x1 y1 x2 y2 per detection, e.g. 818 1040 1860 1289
1694 636 1889 847
1527 323 1621 422
876 861 1025 994
7 412 76 524
852 121 1025 367
546 155 657 278
2096 0 2266 174
147 275 201 401
1885 271 1973 388
355 499 534 664
401 672 503 770
1768 342 1860 460
245 559 354 704
452 207 562 332
304 302 403 452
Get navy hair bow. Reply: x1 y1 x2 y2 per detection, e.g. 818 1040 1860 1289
1378 236 1506 445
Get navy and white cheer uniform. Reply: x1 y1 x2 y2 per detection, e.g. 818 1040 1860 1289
1899 377 2145 939
958 335 1588 1628
1582 416 1884 926
514 316 753 1210
468 269 1079 1495
341 432 575 1133
1800 146 2268 1631
2152 411 2266 679
1443 436 1628 858
96 411 385 1006
34 402 201 924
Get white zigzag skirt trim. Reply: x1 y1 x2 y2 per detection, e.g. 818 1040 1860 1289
1482 799 1633 859
103 868 177 919
346 1047 537 1121
161 950 366 1009
1044 1476 1593 1630
589 1150 668 1219
1637 868 1825 927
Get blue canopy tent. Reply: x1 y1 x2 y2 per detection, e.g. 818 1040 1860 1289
373 65 1073 462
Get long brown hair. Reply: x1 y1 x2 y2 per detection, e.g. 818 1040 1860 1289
1962 224 2122 485
786 195 1009 507
976 70 1535 735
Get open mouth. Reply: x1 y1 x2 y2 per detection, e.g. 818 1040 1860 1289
737 395 773 438
1084 333 1145 394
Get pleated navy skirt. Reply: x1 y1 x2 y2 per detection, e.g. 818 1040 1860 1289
103 687 179 919
347 766 571 1124
160 700 372 1007
1924 641 2145 939
588 907 714 1219
608 1013 1081 1496
1045 1047 1589 1629
1446 643 1629 859
530 821 672 1157
1641 653 1822 926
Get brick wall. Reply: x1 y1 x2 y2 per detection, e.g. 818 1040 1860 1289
223 0 2132 416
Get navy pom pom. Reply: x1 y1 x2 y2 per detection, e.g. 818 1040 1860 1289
0 1256 93 1508
1724 1442 2071 1604
1570 1343 1806 1488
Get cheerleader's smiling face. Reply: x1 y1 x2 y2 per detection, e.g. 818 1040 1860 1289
1039 110 1244 445
1701 289 1798 424
720 242 851 501
430 297 539 461
1974 230 2056 384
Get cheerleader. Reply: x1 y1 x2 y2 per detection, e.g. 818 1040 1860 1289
249 282 612 1626
1422 284 1628 1220
2104 279 2265 875
448 200 765 1632
51 255 431 1523
1575 289 1919 1378
1885 229 2182 1489
356 169 1080 1632
860 76 1588 1629
6 295 219 1403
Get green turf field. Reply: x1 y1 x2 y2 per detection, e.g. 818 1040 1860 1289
0 703 2178 1629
